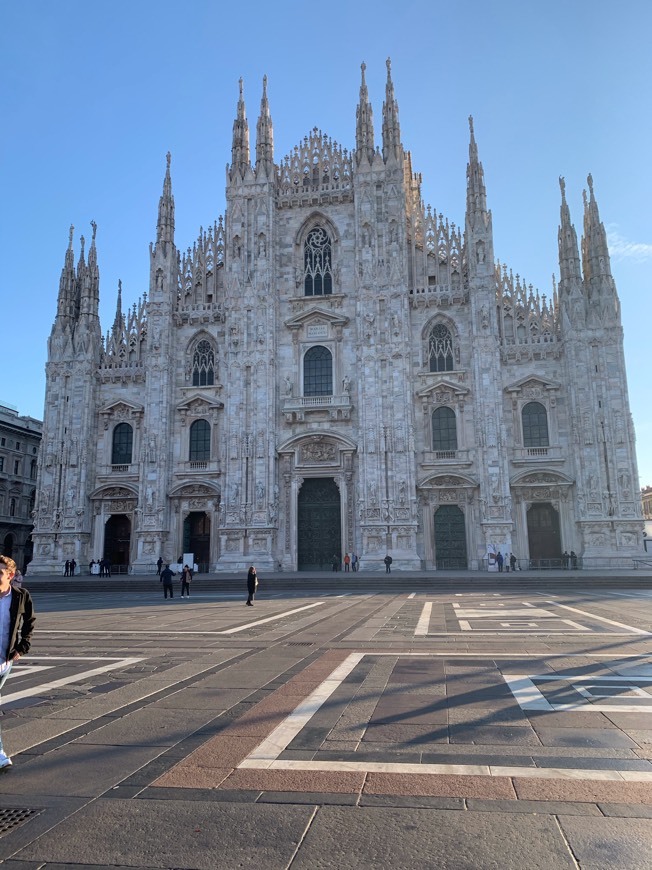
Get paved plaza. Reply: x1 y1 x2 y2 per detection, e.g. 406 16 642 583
1 573 652 868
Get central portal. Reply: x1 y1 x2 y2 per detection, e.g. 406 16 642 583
183 512 211 571
298 477 341 571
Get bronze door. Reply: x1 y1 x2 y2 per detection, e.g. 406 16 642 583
183 512 210 569
104 514 131 566
298 478 341 571
527 502 561 562
434 505 468 569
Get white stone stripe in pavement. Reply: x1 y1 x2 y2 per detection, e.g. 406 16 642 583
246 653 365 761
546 601 651 634
238 758 652 782
3 657 144 703
217 602 325 634
414 602 432 636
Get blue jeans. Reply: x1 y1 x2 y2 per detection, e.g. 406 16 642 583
0 661 14 757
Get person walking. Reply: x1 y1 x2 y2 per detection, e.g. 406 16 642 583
384 554 393 573
160 564 175 599
156 556 163 576
246 566 258 606
0 554 36 769
180 564 192 598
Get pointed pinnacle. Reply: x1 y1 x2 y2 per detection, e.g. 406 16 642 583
68 224 74 247
559 176 566 201
91 220 97 241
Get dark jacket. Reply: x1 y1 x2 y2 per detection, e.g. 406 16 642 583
3 586 36 659
160 567 175 585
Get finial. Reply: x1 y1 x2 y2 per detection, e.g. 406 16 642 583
239 77 243 98
559 176 566 200
68 224 74 247
262 74 267 96
79 234 85 255
582 188 588 208
587 173 594 196
166 151 171 169
118 278 122 293
91 220 97 241
386 57 392 77
361 61 366 82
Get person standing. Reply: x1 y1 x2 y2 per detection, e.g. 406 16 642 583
344 553 350 572
160 564 175 599
180 564 192 598
351 552 357 572
0 554 36 769
384 554 392 573
246 566 258 606
64 560 70 577
70 559 77 577
496 551 504 572
509 553 517 572
331 554 339 572
156 556 163 576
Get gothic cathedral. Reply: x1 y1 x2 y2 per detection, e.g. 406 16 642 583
29 62 643 574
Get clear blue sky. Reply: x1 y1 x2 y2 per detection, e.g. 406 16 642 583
2 1 650 483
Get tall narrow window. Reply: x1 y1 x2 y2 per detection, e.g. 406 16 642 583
522 402 549 448
304 227 333 296
30 459 37 479
112 423 133 465
189 419 211 461
192 340 215 386
303 346 333 396
428 324 454 372
9 498 16 517
432 407 458 451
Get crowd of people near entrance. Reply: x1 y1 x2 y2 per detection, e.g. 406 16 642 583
332 552 360 572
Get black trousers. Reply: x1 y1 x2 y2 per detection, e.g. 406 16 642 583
163 583 173 598
181 580 190 596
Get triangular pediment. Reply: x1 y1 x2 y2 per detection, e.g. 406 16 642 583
417 378 469 400
177 393 224 413
505 374 560 395
99 399 144 415
284 306 349 331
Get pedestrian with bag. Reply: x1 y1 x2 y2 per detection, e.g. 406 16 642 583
180 564 192 598
246 566 258 606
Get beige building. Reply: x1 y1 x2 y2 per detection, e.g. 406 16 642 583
0 403 42 572
29 62 644 574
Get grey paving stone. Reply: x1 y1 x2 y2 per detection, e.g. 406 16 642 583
3 744 164 798
16 798 315 868
258 791 359 806
599 804 652 818
359 795 465 810
467 799 602 815
449 725 541 746
533 756 652 771
72 706 217 747
139 787 260 803
290 806 577 869
559 816 652 869
533 727 639 749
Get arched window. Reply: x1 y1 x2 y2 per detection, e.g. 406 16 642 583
112 423 133 465
432 407 458 452
304 227 333 296
192 340 215 387
189 419 211 461
522 402 549 448
303 346 333 396
428 324 454 372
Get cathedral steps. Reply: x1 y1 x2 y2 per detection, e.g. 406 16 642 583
20 570 652 594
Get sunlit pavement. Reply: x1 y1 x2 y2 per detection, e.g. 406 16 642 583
1 575 652 868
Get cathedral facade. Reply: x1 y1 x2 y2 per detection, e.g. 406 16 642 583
29 62 643 574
